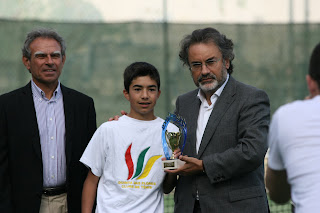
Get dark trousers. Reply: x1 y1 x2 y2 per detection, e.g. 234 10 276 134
193 200 201 213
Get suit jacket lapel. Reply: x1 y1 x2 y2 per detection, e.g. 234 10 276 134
197 76 236 158
22 82 42 161
178 89 200 157
61 85 74 166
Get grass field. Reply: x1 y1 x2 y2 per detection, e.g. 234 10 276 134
163 193 292 213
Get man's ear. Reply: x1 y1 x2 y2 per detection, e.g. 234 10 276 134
22 56 30 71
123 89 129 101
62 55 66 65
224 59 230 69
306 74 320 98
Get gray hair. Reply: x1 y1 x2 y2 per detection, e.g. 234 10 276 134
22 28 66 60
179 27 235 74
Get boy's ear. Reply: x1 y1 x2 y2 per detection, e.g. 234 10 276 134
157 89 161 98
123 89 130 101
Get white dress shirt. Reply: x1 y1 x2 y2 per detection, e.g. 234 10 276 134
196 74 229 153
31 80 66 187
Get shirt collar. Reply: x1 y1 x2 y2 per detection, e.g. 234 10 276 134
31 80 61 101
197 73 229 103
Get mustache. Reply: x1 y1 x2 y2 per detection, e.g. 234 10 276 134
198 73 217 83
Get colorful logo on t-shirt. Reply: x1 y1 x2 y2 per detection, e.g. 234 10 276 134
125 143 161 180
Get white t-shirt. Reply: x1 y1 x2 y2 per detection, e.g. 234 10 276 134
80 115 177 213
268 95 320 213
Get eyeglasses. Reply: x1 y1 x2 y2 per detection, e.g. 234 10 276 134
190 57 222 72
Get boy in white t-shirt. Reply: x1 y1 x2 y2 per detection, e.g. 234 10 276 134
80 62 177 213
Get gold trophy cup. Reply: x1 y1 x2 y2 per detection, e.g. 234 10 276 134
162 130 185 170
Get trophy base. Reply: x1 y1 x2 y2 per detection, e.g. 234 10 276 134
162 159 185 170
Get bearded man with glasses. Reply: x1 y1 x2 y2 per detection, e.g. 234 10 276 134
165 27 271 213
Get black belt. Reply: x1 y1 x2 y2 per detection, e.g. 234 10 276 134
43 185 67 196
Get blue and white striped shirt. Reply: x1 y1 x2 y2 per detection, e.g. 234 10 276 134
31 80 66 187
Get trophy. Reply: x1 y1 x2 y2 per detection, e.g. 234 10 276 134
162 113 187 170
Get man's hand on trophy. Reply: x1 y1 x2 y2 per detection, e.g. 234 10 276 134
161 148 181 161
108 110 127 121
173 148 181 159
165 156 204 176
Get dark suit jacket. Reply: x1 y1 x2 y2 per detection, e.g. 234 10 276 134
174 76 270 213
0 82 97 213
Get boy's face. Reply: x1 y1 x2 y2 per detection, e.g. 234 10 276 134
123 75 161 120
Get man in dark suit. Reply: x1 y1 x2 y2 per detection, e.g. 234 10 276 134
0 28 96 213
165 27 270 213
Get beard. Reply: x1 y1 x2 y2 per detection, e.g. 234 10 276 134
198 67 228 93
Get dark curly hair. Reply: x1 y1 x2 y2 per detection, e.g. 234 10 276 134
179 27 235 74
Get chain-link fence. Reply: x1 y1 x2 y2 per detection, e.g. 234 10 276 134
1 19 318 213
1 20 319 124
164 194 292 213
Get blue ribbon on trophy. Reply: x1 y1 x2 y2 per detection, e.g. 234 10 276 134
161 113 187 169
